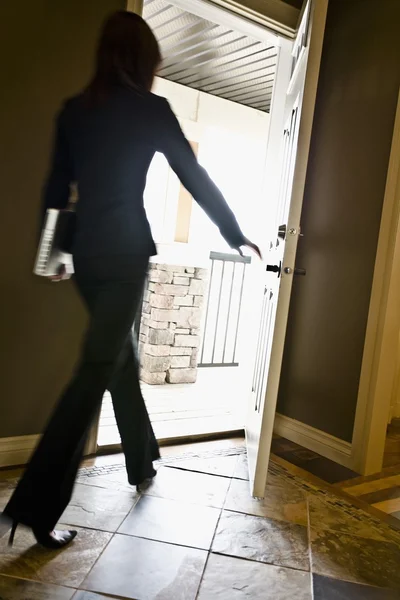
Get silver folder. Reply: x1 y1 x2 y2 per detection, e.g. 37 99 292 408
34 209 74 277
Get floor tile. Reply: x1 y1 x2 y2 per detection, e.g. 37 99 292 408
0 470 21 483
85 453 125 467
212 510 309 571
291 448 321 461
197 554 311 599
313 574 399 599
310 528 400 589
0 574 75 599
119 495 220 550
160 438 245 460
82 533 207 600
232 454 249 480
271 437 301 453
76 469 138 494
342 474 400 497
168 454 238 478
73 592 117 599
308 495 388 541
0 479 17 512
61 483 137 532
142 466 230 508
0 525 111 588
373 497 400 514
357 485 400 506
293 457 358 485
271 438 358 484
224 475 307 526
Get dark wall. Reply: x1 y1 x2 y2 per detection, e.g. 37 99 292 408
277 0 400 442
0 0 125 438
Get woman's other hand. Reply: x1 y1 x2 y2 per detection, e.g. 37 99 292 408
49 264 71 282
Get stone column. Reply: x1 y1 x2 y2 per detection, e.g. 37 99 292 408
139 264 208 384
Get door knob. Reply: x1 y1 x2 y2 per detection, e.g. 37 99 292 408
266 262 281 277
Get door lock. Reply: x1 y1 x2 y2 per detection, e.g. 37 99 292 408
266 262 282 277
278 225 287 240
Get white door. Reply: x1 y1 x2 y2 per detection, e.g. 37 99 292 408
246 0 329 498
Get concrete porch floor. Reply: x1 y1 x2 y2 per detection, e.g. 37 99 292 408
1 439 400 598
98 367 247 447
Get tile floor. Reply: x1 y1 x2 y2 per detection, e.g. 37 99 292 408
384 422 400 469
338 465 400 526
271 436 360 484
1 441 400 599
333 422 400 525
270 424 400 491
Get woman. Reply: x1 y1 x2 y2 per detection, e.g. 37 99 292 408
1 10 260 549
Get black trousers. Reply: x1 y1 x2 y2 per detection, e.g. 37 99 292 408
5 255 159 531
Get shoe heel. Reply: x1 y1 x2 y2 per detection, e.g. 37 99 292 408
8 521 18 547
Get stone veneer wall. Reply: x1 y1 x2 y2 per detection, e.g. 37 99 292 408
139 263 208 384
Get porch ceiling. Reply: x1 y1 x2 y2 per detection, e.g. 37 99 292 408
143 0 278 112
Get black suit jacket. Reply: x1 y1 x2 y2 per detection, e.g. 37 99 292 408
42 85 246 258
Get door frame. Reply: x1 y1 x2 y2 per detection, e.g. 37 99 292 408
126 0 400 479
352 89 400 475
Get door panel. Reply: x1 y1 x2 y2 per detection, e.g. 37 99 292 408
246 0 329 497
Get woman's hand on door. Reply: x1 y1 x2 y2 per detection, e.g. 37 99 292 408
238 238 262 260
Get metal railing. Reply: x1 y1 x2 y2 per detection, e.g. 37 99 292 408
198 251 251 368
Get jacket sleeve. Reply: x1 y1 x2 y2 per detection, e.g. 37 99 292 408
40 105 73 231
155 98 246 250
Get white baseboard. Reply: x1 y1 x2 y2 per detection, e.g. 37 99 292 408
0 431 96 469
273 414 353 469
0 435 40 468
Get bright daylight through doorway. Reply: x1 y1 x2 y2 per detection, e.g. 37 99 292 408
97 0 278 450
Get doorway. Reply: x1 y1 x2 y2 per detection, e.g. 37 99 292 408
92 0 333 501
96 0 281 451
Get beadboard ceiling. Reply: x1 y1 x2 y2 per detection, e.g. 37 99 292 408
143 0 278 112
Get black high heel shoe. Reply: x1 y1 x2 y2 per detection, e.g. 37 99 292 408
32 527 77 549
2 515 77 550
133 468 158 494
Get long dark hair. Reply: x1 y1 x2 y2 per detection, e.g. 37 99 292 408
87 11 161 102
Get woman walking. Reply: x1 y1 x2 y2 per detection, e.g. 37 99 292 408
1 10 259 549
